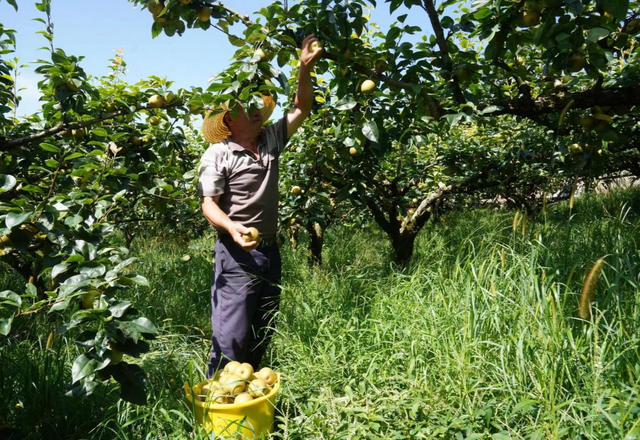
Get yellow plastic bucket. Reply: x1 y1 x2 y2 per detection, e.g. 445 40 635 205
184 373 280 438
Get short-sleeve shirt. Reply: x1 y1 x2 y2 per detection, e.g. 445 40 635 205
197 117 288 240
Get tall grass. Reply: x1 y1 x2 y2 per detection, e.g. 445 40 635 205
1 188 639 439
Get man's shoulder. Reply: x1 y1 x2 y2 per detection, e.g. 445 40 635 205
201 142 230 162
261 117 288 153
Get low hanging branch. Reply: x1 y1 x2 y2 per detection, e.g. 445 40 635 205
402 171 489 234
207 0 640 122
0 101 183 151
201 0 446 119
489 83 640 117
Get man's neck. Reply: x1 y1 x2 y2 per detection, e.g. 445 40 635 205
230 132 260 153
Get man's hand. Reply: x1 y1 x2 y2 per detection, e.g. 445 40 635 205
230 222 260 252
300 35 323 69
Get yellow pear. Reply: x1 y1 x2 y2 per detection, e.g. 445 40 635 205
361 79 376 94
0 235 12 249
148 94 165 108
147 0 164 15
309 41 322 52
221 375 245 394
234 393 254 404
242 227 260 243
72 128 86 140
224 361 241 375
81 290 100 309
374 59 387 73
255 367 277 385
522 11 540 27
247 378 268 397
568 54 586 72
196 7 212 22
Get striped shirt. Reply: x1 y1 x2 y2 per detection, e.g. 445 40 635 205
197 118 288 239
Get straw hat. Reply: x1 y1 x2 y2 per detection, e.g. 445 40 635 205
201 95 277 144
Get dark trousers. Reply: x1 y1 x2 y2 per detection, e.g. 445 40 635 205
206 236 282 379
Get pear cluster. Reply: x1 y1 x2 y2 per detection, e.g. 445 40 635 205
196 362 278 405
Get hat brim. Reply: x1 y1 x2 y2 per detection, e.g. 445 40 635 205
201 95 277 144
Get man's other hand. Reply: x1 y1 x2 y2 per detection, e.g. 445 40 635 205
230 222 260 251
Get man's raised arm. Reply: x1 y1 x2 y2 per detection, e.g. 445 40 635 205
286 35 323 138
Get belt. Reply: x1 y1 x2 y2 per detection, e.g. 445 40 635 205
256 236 277 249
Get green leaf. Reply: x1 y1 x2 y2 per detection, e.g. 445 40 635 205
66 376 98 397
79 264 106 278
5 210 32 229
564 0 583 15
45 159 59 168
334 96 357 111
50 298 71 312
64 152 83 160
444 112 465 127
91 128 108 137
513 399 539 413
599 129 618 142
117 274 149 286
21 185 44 194
386 27 402 46
587 27 610 42
0 290 21 336
473 7 492 19
64 214 83 228
151 22 162 39
40 142 61 153
228 35 245 47
479 105 502 115
603 0 628 20
25 283 37 297
52 263 69 279
113 317 158 342
0 175 17 192
111 363 148 405
130 317 158 334
65 254 86 264
108 301 132 318
71 354 110 383
362 121 379 143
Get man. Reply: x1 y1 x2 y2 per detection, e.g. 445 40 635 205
197 35 322 378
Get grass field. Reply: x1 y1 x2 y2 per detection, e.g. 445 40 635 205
2 189 640 439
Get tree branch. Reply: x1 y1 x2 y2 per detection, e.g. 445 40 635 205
402 171 488 234
359 183 393 235
320 49 444 118
200 2 446 119
0 101 183 151
487 84 640 117
421 0 466 104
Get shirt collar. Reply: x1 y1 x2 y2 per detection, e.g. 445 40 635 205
223 130 267 153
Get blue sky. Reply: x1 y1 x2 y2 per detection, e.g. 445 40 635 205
1 0 432 120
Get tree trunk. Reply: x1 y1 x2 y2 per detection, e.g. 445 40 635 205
306 222 324 266
390 232 417 266
124 227 136 248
